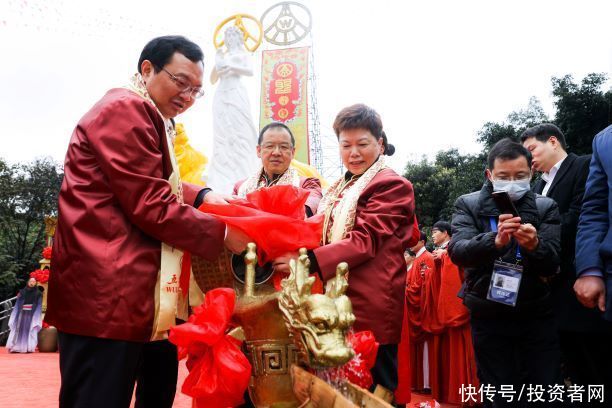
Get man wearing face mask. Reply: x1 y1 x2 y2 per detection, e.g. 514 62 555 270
448 138 562 407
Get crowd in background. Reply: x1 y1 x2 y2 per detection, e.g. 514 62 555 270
402 123 612 407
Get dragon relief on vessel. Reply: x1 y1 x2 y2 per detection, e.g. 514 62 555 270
278 248 355 368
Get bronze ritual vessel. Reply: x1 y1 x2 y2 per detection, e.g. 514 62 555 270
232 244 355 407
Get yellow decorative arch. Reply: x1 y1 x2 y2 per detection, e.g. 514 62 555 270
213 14 263 52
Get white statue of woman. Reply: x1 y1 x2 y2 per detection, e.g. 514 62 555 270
206 26 259 194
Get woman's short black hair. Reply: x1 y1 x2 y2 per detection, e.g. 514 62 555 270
487 138 532 170
258 122 295 146
138 35 204 73
333 103 395 156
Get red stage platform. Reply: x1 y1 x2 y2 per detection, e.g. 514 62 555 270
0 347 448 407
0 347 191 408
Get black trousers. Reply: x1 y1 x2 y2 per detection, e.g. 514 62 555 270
559 329 612 404
370 343 399 394
58 331 178 408
470 315 562 408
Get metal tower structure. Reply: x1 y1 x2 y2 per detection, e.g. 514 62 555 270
306 44 322 172
307 44 343 180
308 32 342 181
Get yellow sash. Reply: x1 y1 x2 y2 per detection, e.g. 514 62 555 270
151 131 189 340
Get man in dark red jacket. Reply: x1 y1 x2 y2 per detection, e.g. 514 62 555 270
46 36 249 408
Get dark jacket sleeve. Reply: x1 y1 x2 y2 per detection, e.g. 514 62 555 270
87 95 225 260
448 195 506 268
522 198 561 277
561 155 590 248
576 135 610 274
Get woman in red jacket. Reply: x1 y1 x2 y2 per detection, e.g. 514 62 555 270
275 103 416 400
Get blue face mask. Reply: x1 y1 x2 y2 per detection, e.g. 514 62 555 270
492 178 531 201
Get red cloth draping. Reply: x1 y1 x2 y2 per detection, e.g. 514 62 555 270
169 288 251 408
199 185 324 264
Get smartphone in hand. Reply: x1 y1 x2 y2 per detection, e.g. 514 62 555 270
491 191 519 216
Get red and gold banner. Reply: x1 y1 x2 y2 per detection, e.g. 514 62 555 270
260 47 310 163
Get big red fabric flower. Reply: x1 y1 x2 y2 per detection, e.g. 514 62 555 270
42 246 52 260
30 269 49 283
199 185 323 263
339 331 379 389
169 288 251 408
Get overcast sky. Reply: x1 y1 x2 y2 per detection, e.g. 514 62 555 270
1 0 611 176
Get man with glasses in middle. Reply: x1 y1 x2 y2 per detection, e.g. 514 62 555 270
233 122 322 216
230 122 322 293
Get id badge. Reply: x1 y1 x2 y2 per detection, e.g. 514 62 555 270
487 261 523 307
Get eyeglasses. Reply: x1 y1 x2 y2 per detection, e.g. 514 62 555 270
260 143 294 153
161 68 205 99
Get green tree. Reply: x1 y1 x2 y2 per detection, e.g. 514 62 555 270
404 149 486 229
477 97 550 149
403 73 611 231
0 254 20 300
507 96 550 130
440 152 487 222
552 73 612 154
404 97 554 229
404 157 448 228
0 157 63 299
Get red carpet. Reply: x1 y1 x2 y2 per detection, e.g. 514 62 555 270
0 347 454 407
0 347 191 408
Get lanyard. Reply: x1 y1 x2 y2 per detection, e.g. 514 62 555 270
489 217 522 260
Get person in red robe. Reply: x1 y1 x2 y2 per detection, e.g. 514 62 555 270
45 36 250 408
418 226 446 402
274 104 416 404
397 227 429 405
432 221 479 405
406 232 436 392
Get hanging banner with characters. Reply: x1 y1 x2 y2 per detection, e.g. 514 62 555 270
260 47 310 163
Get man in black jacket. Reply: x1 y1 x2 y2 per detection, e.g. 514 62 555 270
448 138 562 407
521 123 612 393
